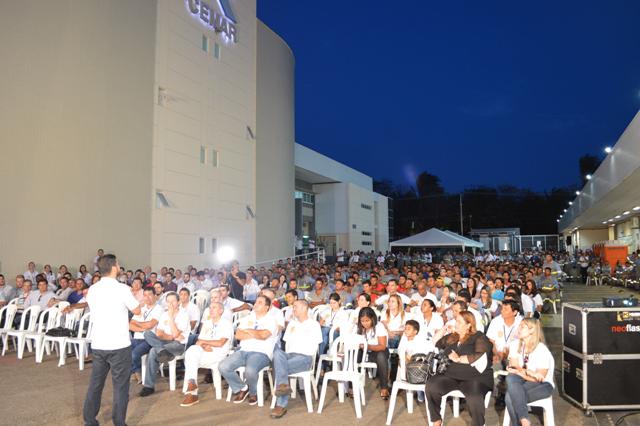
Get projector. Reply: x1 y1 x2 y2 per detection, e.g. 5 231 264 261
602 297 638 308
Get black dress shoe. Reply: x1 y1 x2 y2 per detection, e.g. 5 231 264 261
139 387 155 397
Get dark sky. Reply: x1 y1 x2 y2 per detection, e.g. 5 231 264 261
257 1 640 193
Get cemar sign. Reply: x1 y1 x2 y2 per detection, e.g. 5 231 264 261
187 0 238 43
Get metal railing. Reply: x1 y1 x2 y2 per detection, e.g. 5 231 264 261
243 249 326 269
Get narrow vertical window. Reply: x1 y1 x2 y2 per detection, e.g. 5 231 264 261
202 35 209 52
199 238 205 254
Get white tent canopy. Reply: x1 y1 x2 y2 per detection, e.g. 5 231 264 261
443 230 484 249
389 228 483 249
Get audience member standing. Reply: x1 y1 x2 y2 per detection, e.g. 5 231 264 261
83 254 141 426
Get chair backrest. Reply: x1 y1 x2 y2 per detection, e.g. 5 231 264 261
311 304 330 322
75 312 91 339
55 301 70 311
20 305 42 331
7 298 19 306
0 304 18 329
38 307 61 333
193 291 209 315
398 345 408 381
340 333 367 373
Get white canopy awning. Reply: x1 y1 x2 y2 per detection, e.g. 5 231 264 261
443 230 484 248
390 228 482 248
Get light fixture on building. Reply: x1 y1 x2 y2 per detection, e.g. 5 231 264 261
602 221 607 224
586 174 592 180
608 219 614 222
569 201 573 205
563 209 567 213
556 219 560 223
615 215 621 219
634 206 640 211
217 246 235 263
604 146 613 154
575 191 581 195
623 211 630 215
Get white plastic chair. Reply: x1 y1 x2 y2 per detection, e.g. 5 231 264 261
317 334 368 419
427 389 492 425
270 348 319 413
315 323 341 385
0 304 18 353
192 290 209 315
386 347 430 425
225 365 275 407
502 395 555 426
2 305 41 357
182 360 225 400
39 308 83 365
141 352 186 391
23 307 61 360
66 313 93 370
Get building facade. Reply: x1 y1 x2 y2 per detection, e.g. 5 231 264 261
559 110 640 253
0 0 389 278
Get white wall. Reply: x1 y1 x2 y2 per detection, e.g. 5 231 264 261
314 183 349 236
295 144 373 191
374 192 390 252
151 0 257 269
0 0 156 278
255 21 295 263
575 228 608 250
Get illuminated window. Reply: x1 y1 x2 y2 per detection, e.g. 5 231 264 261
202 35 209 52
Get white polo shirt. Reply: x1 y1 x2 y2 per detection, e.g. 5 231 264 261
238 312 278 359
411 291 438 306
157 309 192 345
131 303 162 340
283 318 323 357
486 315 521 353
180 303 201 331
87 277 140 350
199 317 233 353
414 312 445 339
508 340 554 387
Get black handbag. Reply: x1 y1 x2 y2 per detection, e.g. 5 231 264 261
45 327 74 337
406 352 437 384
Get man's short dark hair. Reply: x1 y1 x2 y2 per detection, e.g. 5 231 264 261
143 287 155 294
457 291 471 303
453 300 468 310
257 294 272 307
179 287 191 296
36 277 48 285
285 289 298 299
405 319 420 333
97 254 118 275
502 299 521 314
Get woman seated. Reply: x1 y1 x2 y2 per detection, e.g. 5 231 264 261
426 311 494 426
505 318 554 426
348 293 371 326
318 293 348 355
356 307 390 399
380 294 409 349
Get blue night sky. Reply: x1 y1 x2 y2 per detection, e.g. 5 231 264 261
257 1 640 193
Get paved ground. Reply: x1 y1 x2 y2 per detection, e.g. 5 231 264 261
1 282 638 425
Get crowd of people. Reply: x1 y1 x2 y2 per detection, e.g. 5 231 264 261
0 247 588 426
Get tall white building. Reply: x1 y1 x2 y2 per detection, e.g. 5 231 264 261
0 0 388 278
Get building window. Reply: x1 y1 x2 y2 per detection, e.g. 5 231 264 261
352 224 357 230
155 191 170 208
211 149 219 167
295 191 314 206
211 238 217 254
361 203 372 210
200 146 207 164
202 35 209 52
213 42 221 59
362 231 371 236
199 237 205 254
362 241 372 246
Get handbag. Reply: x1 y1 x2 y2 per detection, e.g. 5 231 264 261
45 327 74 337
406 352 437 384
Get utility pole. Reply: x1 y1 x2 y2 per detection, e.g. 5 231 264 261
459 193 463 234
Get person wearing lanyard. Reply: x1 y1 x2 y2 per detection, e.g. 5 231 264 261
318 293 346 355
83 254 142 426
180 301 233 407
505 318 555 426
129 287 161 383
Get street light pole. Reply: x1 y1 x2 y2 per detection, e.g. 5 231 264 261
459 193 464 234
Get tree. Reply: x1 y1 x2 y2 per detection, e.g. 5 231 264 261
579 154 601 186
415 171 444 197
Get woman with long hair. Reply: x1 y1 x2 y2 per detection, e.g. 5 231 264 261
474 285 499 318
505 318 554 426
523 279 543 317
318 293 348 355
356 307 390 399
349 292 371 326
426 311 494 426
381 294 407 349
437 285 455 322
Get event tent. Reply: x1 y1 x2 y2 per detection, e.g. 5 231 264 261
389 227 483 250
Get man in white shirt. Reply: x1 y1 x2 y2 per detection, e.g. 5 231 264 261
219 295 278 405
178 288 201 332
0 274 16 307
24 278 55 310
180 301 233 407
219 284 251 313
48 277 73 306
375 279 411 307
83 254 141 426
271 300 323 418
129 288 161 383
194 271 214 292
409 280 438 308
139 292 192 396
23 261 39 285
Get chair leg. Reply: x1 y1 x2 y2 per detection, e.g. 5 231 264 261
453 396 460 417
352 379 362 419
257 370 264 407
169 360 176 391
291 377 297 399
407 390 414 414
58 340 67 366
503 407 511 426
17 335 26 359
78 344 85 371
213 370 222 400
439 396 447 422
141 355 147 385
545 404 555 426
303 376 313 413
386 384 399 425
317 377 329 414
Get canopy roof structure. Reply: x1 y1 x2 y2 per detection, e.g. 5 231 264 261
389 228 483 248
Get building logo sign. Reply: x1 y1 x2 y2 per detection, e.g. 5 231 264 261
187 0 238 43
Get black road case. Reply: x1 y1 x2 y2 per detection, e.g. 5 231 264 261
562 302 640 413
